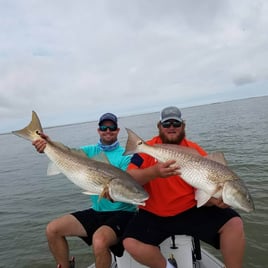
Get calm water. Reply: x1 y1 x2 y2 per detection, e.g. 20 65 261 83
0 96 267 268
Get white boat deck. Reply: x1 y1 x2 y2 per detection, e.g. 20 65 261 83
88 235 225 268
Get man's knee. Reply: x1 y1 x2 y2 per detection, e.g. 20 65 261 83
92 232 107 250
46 220 59 238
123 237 137 254
224 217 244 232
220 216 245 242
92 228 116 252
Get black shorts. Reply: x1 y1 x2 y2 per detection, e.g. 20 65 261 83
123 206 240 249
72 209 135 257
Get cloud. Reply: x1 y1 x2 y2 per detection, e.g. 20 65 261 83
0 0 268 133
233 75 256 86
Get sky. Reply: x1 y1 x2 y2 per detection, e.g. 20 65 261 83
1 0 268 133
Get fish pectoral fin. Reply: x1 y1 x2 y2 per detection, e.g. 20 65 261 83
195 189 211 207
47 162 61 176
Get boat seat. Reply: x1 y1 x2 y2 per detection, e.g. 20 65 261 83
169 235 201 261
115 235 202 268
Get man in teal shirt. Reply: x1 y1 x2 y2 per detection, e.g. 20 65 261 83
33 113 136 268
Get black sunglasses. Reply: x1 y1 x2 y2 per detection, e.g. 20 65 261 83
99 125 118 132
161 121 182 128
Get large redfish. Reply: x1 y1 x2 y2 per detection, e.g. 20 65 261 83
12 112 149 206
124 128 254 212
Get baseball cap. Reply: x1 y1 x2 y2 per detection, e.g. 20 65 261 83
98 113 118 126
160 106 183 123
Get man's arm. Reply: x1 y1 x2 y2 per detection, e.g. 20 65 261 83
205 197 230 209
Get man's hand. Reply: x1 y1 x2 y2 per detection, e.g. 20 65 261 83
155 160 181 178
205 197 230 209
103 191 114 202
32 132 49 153
127 159 181 185
99 186 114 202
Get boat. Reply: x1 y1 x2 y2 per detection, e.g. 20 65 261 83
88 235 225 268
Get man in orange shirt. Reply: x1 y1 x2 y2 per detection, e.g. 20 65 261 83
123 106 245 268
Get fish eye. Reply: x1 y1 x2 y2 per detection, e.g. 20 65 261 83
138 140 142 145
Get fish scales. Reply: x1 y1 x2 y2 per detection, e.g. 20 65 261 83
145 142 237 190
12 111 149 206
45 144 112 192
124 128 254 212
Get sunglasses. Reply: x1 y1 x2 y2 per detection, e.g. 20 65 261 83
99 125 118 132
161 121 182 128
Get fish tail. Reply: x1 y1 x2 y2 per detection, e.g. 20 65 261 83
124 128 145 155
12 111 43 142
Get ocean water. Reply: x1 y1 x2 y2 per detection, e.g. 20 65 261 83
0 96 267 268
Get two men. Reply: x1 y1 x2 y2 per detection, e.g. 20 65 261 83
34 107 245 268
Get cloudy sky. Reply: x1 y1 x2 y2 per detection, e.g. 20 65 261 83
1 0 267 133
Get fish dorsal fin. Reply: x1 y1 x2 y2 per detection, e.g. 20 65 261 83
205 152 228 166
91 152 111 164
154 144 200 155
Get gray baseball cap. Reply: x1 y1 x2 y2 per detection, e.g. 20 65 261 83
160 106 183 123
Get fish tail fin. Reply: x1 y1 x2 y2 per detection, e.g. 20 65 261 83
124 128 145 155
12 111 43 142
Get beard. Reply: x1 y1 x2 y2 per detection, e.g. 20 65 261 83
159 129 186 144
